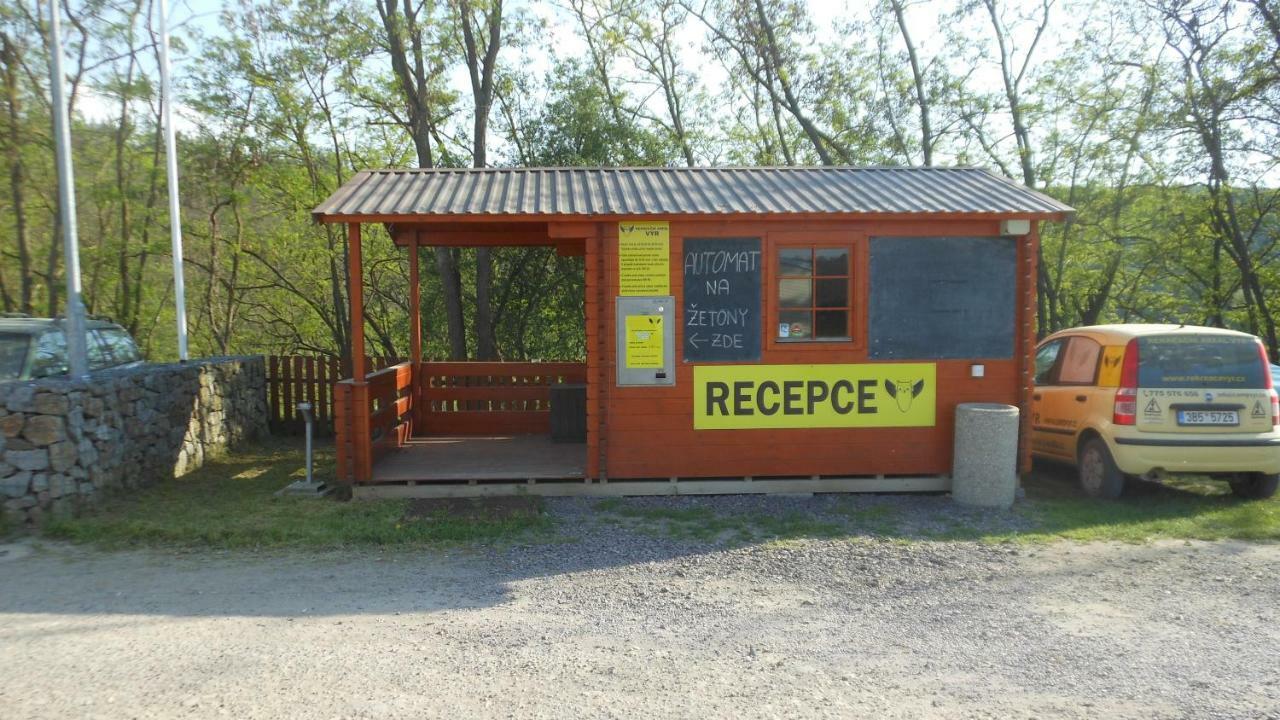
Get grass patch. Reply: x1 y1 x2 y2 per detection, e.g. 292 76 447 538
924 469 1280 544
833 502 904 535
591 468 1280 546
36 439 1280 550
42 439 553 550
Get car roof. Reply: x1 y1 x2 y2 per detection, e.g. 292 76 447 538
1043 323 1259 343
0 317 127 335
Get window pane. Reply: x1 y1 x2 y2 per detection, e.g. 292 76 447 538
30 331 67 378
778 278 812 308
1137 334 1266 389
87 330 111 370
815 278 848 308
778 248 811 276
779 310 811 339
815 248 849 276
101 329 141 364
0 333 30 380
1034 341 1061 385
815 311 848 339
1058 337 1102 385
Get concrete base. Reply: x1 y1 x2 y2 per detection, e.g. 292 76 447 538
275 480 331 498
951 402 1020 509
353 475 950 499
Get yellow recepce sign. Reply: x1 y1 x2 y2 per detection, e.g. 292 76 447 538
618 221 670 295
625 315 664 368
693 364 937 430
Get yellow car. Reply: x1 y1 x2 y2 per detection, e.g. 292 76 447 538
1031 324 1280 499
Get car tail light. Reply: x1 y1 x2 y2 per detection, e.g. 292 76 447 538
1114 339 1139 426
1258 341 1279 426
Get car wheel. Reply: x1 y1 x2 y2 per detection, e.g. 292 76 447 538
1078 437 1126 499
1229 473 1279 500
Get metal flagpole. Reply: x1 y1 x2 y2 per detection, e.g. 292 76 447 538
158 0 188 361
48 0 89 380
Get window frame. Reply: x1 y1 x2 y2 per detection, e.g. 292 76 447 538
765 232 865 352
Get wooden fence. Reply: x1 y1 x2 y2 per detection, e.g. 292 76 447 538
267 355 402 435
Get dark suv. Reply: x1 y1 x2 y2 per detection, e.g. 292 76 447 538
0 317 143 381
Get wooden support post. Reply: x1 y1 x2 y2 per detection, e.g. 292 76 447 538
409 230 422 434
595 222 608 482
348 223 366 381
1017 223 1040 476
585 227 600 479
347 222 370 482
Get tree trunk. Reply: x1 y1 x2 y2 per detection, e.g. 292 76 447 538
888 0 933 165
457 0 504 359
1 34 32 314
377 0 469 359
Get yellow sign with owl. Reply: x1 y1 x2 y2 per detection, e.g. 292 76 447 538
693 363 936 429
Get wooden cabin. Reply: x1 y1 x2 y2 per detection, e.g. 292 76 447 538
311 167 1073 498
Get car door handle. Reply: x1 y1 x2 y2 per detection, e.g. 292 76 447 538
1032 393 1042 401
1075 395 1087 402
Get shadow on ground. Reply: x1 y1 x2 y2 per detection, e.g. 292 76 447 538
0 440 1273 620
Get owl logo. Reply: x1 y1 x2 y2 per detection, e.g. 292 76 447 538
885 379 926 413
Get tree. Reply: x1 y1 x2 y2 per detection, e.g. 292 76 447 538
452 0 503 359
1150 0 1279 353
372 0 468 360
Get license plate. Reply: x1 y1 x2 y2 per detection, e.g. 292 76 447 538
1176 410 1239 426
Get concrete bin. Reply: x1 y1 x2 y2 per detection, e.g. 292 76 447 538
951 402 1020 508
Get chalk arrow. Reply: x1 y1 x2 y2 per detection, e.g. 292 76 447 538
688 332 706 348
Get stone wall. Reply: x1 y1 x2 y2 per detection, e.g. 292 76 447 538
0 356 268 527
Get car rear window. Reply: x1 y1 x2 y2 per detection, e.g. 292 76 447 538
1137 334 1266 389
0 333 30 380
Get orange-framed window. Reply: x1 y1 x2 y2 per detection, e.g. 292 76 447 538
775 246 853 341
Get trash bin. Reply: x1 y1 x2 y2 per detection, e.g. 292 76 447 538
951 402 1020 508
550 382 587 443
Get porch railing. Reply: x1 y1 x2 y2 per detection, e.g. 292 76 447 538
418 361 587 435
334 361 414 483
333 360 586 484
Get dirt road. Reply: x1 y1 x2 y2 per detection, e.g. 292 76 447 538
2 513 1278 719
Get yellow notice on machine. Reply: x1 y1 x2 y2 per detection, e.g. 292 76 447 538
694 363 936 430
618 221 669 295
625 315 664 368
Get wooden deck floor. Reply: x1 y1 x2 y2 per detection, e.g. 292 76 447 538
371 435 586 482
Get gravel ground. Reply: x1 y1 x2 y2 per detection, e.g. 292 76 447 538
1 496 1279 720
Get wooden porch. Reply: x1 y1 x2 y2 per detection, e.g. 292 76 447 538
371 435 585 483
333 360 588 488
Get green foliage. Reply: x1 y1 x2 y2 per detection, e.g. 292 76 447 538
525 60 679 166
0 0 1278 363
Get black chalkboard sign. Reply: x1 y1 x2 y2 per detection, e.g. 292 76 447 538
682 237 762 362
868 236 1016 360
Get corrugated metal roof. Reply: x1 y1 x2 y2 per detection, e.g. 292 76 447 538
312 167 1074 220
